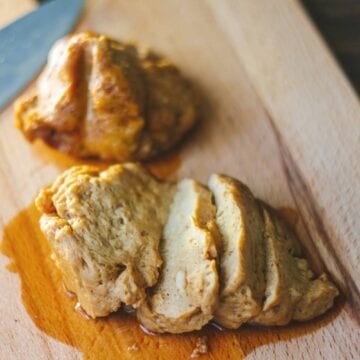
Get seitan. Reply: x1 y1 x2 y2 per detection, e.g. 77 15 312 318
208 174 265 329
254 204 339 325
35 165 339 328
35 163 175 318
293 273 339 321
137 179 219 333
15 32 198 162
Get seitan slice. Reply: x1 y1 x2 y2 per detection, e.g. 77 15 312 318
253 204 306 325
293 273 339 321
137 179 219 333
208 174 265 329
35 163 175 318
254 204 339 325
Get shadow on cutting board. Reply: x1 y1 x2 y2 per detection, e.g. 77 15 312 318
1 202 343 360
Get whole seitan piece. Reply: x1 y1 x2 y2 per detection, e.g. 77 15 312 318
15 32 198 162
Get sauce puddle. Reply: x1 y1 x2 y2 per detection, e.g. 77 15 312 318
33 140 182 181
32 141 114 170
146 151 182 181
277 206 300 228
1 204 342 359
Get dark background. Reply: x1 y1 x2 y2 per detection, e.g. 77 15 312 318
301 0 360 93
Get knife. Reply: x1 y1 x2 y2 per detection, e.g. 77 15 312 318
0 0 84 109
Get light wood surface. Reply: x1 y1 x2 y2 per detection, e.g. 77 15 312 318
0 1 359 359
0 0 35 27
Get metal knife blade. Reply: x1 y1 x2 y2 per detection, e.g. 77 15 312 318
0 0 84 109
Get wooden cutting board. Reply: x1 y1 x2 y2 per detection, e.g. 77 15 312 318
1 0 359 359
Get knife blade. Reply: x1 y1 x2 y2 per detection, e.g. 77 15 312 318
0 0 84 109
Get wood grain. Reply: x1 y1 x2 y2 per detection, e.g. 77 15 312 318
0 0 359 359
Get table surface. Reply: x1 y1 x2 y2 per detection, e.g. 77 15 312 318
0 1 359 359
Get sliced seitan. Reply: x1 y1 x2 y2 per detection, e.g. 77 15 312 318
208 174 265 329
137 179 219 333
35 164 339 328
254 204 339 325
35 163 175 318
